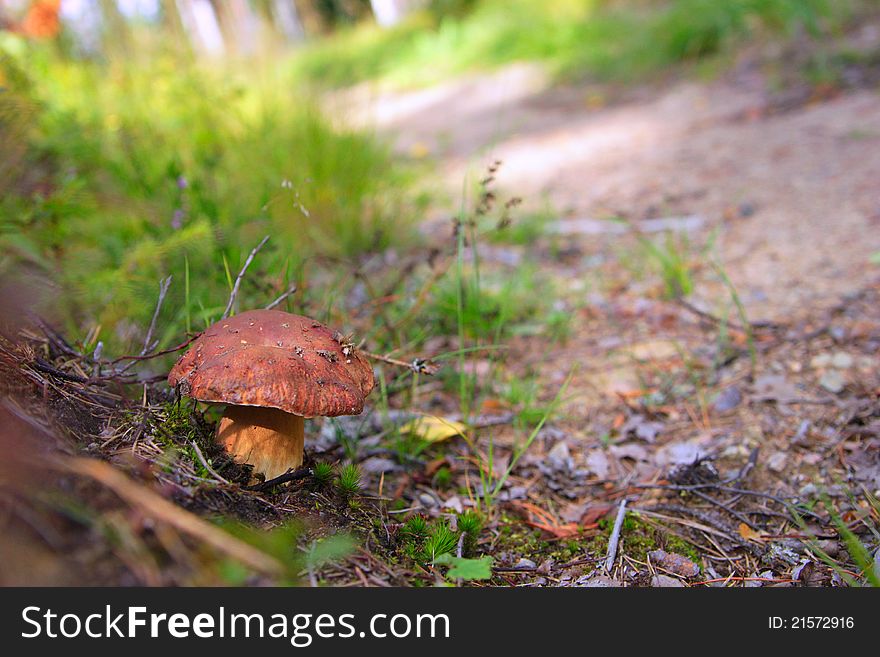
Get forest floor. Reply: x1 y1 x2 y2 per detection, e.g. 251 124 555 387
323 28 880 586
3 25 880 587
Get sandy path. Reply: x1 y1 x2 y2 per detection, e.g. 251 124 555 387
334 60 880 322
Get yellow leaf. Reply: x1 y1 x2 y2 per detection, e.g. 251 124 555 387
738 522 766 542
399 416 467 443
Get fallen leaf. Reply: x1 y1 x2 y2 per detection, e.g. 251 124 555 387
752 374 801 404
479 398 508 413
547 440 573 472
434 554 493 580
621 413 664 442
738 522 767 542
399 416 467 443
648 549 700 577
585 450 611 479
513 501 581 539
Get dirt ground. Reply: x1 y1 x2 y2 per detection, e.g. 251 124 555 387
319 36 880 585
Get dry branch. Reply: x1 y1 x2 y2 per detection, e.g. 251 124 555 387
53 456 284 575
223 235 270 319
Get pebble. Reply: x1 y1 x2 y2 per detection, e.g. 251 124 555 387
799 483 819 497
819 370 845 394
767 451 788 473
575 575 622 587
713 386 743 412
831 351 854 369
651 574 684 587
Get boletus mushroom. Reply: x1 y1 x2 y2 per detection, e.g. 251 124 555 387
168 309 374 480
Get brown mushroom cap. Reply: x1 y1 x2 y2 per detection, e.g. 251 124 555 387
168 309 374 417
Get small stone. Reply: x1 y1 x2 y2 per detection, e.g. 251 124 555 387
359 457 398 474
810 353 832 369
767 451 788 473
418 493 438 508
799 483 819 497
512 558 536 570
829 326 846 342
819 370 845 394
830 351 853 369
651 574 684 587
577 575 622 587
712 386 742 412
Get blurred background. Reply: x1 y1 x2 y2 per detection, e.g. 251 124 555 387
2 0 877 348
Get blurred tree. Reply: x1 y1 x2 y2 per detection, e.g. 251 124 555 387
333 0 371 24
0 0 15 32
208 0 236 52
370 0 423 27
294 0 327 35
427 0 475 19
159 0 190 50
97 0 131 54
200 0 262 54
270 0 305 43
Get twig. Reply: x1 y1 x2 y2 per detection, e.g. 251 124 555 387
244 465 311 491
32 358 89 383
631 481 824 521
222 235 270 320
676 297 779 331
605 499 628 572
265 283 298 310
362 350 440 375
141 276 173 356
30 315 82 359
54 456 283 575
640 504 753 548
691 488 757 529
695 576 796 586
108 334 200 365
190 440 230 485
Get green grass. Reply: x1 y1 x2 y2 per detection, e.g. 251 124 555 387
790 488 880 587
311 462 335 487
335 462 363 498
289 0 855 89
0 44 416 352
638 231 697 299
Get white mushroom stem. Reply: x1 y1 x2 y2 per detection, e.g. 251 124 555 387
216 405 305 480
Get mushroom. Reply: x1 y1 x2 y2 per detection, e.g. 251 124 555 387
168 309 374 480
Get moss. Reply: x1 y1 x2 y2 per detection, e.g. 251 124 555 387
664 534 702 568
608 516 702 567
491 516 605 565
621 518 662 561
